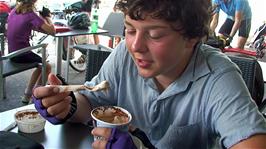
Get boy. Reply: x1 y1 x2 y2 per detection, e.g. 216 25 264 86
33 0 266 148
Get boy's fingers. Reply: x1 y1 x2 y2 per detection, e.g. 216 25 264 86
48 73 62 85
91 127 112 139
33 86 59 98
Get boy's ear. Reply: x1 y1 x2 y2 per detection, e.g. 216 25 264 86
185 38 199 49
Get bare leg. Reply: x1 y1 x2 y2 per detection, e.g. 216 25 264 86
93 34 100 44
35 62 51 86
22 67 41 103
23 62 51 102
236 36 248 49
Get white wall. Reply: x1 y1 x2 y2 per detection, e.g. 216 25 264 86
98 0 117 27
249 0 266 33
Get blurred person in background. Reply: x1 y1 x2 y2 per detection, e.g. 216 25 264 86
7 0 55 104
210 0 252 49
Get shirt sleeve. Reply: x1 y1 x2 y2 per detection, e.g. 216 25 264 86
206 68 266 148
235 0 244 12
29 12 44 31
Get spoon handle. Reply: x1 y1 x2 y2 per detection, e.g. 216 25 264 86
46 85 84 92
45 81 109 93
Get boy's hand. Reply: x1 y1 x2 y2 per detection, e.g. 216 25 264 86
39 6 51 18
33 74 73 124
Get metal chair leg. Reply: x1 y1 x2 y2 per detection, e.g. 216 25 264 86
41 45 47 85
0 77 6 100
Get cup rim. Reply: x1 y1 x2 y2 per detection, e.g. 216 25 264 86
15 109 45 124
91 106 132 126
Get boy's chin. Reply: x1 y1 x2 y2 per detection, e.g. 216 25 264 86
137 69 155 78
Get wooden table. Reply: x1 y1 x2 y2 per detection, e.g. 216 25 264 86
0 104 94 149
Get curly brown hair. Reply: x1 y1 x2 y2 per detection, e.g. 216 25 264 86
115 0 212 39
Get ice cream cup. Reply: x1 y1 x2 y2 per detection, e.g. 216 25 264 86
15 109 46 133
91 106 132 130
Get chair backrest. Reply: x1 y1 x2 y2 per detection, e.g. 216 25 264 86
85 47 111 81
0 40 47 100
73 12 124 81
101 12 124 37
228 55 264 108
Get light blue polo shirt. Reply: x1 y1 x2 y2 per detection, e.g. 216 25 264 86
80 41 266 149
212 0 252 20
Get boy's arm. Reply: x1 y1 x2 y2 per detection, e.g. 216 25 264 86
230 134 266 149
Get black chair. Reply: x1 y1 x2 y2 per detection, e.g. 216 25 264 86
73 44 111 81
101 12 124 40
0 33 47 100
228 55 266 113
73 12 124 81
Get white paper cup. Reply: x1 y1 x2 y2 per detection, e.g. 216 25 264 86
15 109 46 133
91 106 132 130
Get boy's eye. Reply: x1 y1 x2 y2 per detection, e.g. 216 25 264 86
148 32 164 39
125 29 136 34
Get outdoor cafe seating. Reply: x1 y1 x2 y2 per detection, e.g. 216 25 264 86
0 33 47 100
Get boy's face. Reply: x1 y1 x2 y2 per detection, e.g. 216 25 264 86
125 15 197 81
